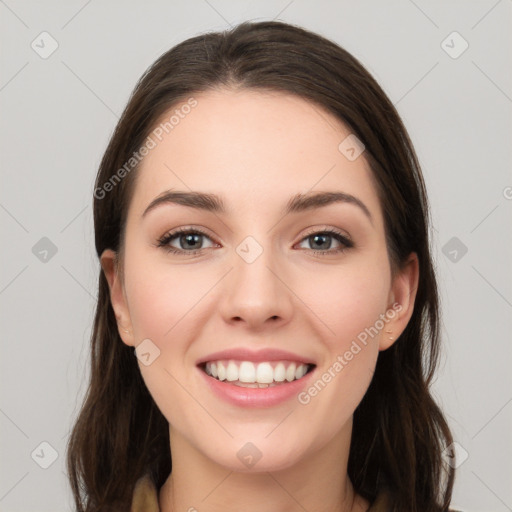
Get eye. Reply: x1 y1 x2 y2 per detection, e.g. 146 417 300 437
296 228 353 254
156 226 353 256
157 227 217 255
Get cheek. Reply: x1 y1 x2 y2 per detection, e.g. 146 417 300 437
123 249 212 341
291 264 388 444
122 251 210 425
294 258 391 350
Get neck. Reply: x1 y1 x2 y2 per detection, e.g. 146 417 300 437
158 419 370 512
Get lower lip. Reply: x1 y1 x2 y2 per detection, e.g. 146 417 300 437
198 366 316 408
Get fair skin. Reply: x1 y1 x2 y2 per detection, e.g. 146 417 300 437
101 89 418 512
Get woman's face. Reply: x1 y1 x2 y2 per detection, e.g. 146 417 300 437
102 88 417 472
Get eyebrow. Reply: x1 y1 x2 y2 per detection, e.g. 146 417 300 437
142 190 372 223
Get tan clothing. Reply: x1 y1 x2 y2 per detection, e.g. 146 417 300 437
131 474 463 511
130 474 393 512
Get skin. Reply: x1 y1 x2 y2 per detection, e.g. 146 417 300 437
101 88 419 512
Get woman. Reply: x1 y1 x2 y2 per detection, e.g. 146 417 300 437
67 20 459 512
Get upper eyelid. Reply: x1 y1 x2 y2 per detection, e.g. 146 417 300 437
158 226 217 244
300 225 351 240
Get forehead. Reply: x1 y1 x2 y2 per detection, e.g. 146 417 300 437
128 88 383 225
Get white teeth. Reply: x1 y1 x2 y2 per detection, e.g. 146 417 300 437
274 362 286 382
217 362 226 381
285 363 296 382
256 362 274 383
204 360 311 384
295 364 307 379
235 381 259 388
226 361 238 381
239 361 256 383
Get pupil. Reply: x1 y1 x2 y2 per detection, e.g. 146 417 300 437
181 233 201 249
311 234 331 250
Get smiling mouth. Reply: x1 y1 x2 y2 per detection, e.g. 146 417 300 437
199 360 316 388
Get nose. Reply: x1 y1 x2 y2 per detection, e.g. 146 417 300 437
218 243 294 331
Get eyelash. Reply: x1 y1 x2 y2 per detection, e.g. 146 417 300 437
156 226 354 256
156 227 217 256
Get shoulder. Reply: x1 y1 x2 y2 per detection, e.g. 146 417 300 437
131 474 160 512
367 488 464 512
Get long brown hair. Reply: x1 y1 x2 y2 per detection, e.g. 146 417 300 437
66 20 455 511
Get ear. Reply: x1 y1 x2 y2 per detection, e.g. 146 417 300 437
100 249 135 347
379 252 419 351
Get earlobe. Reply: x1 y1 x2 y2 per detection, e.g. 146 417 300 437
100 249 135 347
379 253 419 351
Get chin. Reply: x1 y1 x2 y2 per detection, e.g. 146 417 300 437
201 435 307 473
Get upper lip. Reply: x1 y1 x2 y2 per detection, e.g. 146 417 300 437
196 348 316 366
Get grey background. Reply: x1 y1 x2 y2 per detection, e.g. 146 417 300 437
1 1 511 511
